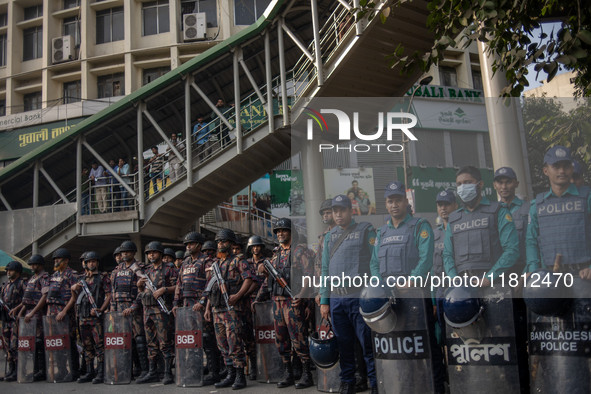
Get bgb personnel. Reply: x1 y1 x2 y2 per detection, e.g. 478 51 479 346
1 261 26 382
18 255 50 381
320 196 378 394
71 252 112 384
525 146 591 278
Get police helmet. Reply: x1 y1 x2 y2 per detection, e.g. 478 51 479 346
273 218 292 234
359 284 398 334
79 251 88 262
183 232 205 245
113 247 122 257
247 236 265 251
318 199 333 215
523 269 572 317
145 241 165 254
52 248 71 260
443 286 484 328
202 241 217 251
6 261 23 274
175 251 185 259
215 229 237 244
84 251 101 263
28 254 45 266
163 248 176 259
309 318 340 369
119 240 138 253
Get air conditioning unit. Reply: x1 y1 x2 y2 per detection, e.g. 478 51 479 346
52 35 75 64
183 13 206 42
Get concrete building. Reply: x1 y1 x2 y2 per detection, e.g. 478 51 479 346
523 71 579 112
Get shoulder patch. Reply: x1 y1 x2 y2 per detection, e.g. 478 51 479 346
420 230 429 239
369 237 376 246
505 214 513 222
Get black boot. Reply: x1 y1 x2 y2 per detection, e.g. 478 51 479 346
248 352 257 381
136 336 149 380
277 361 294 388
5 360 17 382
295 361 314 389
136 359 159 384
132 342 141 378
340 382 356 394
203 346 221 386
71 337 80 380
92 362 104 384
33 342 46 381
161 358 174 385
78 362 96 383
292 355 302 380
78 356 86 376
232 367 247 390
215 366 236 388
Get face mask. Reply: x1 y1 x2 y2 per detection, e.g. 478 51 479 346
457 183 479 203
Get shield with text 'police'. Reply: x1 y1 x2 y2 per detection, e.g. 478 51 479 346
104 311 132 384
255 301 283 383
17 316 37 383
315 304 341 392
446 286 524 394
43 315 72 383
527 276 591 394
175 307 203 387
372 288 434 394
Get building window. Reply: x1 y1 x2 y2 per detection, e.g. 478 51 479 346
96 7 124 44
439 66 458 87
234 0 271 25
142 1 170 36
181 0 217 28
24 5 43 20
23 26 43 61
64 0 81 9
143 66 171 86
0 13 7 27
97 73 125 98
24 91 42 112
472 70 483 91
63 16 81 48
0 35 6 67
0 100 5 116
63 80 81 104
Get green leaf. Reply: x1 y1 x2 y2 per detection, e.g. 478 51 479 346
459 17 468 26
577 30 591 45
570 48 587 58
380 12 386 24
555 55 570 65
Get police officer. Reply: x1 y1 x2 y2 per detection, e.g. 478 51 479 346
256 218 314 389
17 255 49 381
72 252 112 384
204 228 253 390
315 199 336 294
1 261 26 382
135 241 178 385
370 181 445 394
525 146 591 276
319 196 377 394
432 190 457 343
443 166 519 285
46 248 81 379
110 241 148 379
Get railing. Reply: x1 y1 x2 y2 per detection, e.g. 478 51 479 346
81 175 140 215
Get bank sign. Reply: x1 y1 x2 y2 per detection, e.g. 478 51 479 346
0 118 88 161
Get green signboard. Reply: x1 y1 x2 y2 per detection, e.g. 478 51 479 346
269 169 304 217
396 166 498 213
0 118 88 161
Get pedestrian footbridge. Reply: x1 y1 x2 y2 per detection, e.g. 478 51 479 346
0 0 434 262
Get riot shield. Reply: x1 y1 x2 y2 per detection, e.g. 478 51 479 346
254 301 283 383
175 307 203 387
446 286 522 394
528 277 591 394
372 288 434 394
43 315 73 383
103 311 132 385
17 316 37 383
0 328 5 380
315 304 341 392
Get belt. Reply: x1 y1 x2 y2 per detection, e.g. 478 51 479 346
331 286 362 296
547 263 589 272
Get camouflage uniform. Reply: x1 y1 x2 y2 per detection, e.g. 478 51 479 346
77 273 111 364
46 267 78 328
21 271 50 337
210 253 254 368
1 276 26 362
110 260 145 338
137 263 177 361
173 255 206 308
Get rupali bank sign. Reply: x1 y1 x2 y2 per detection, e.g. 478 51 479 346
406 85 484 102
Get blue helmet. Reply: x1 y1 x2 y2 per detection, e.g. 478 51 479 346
523 269 572 317
309 319 339 369
359 283 398 334
443 285 483 329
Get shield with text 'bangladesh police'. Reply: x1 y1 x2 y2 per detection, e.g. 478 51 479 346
43 315 72 383
17 316 37 383
104 311 132 385
255 301 283 383
175 307 203 387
